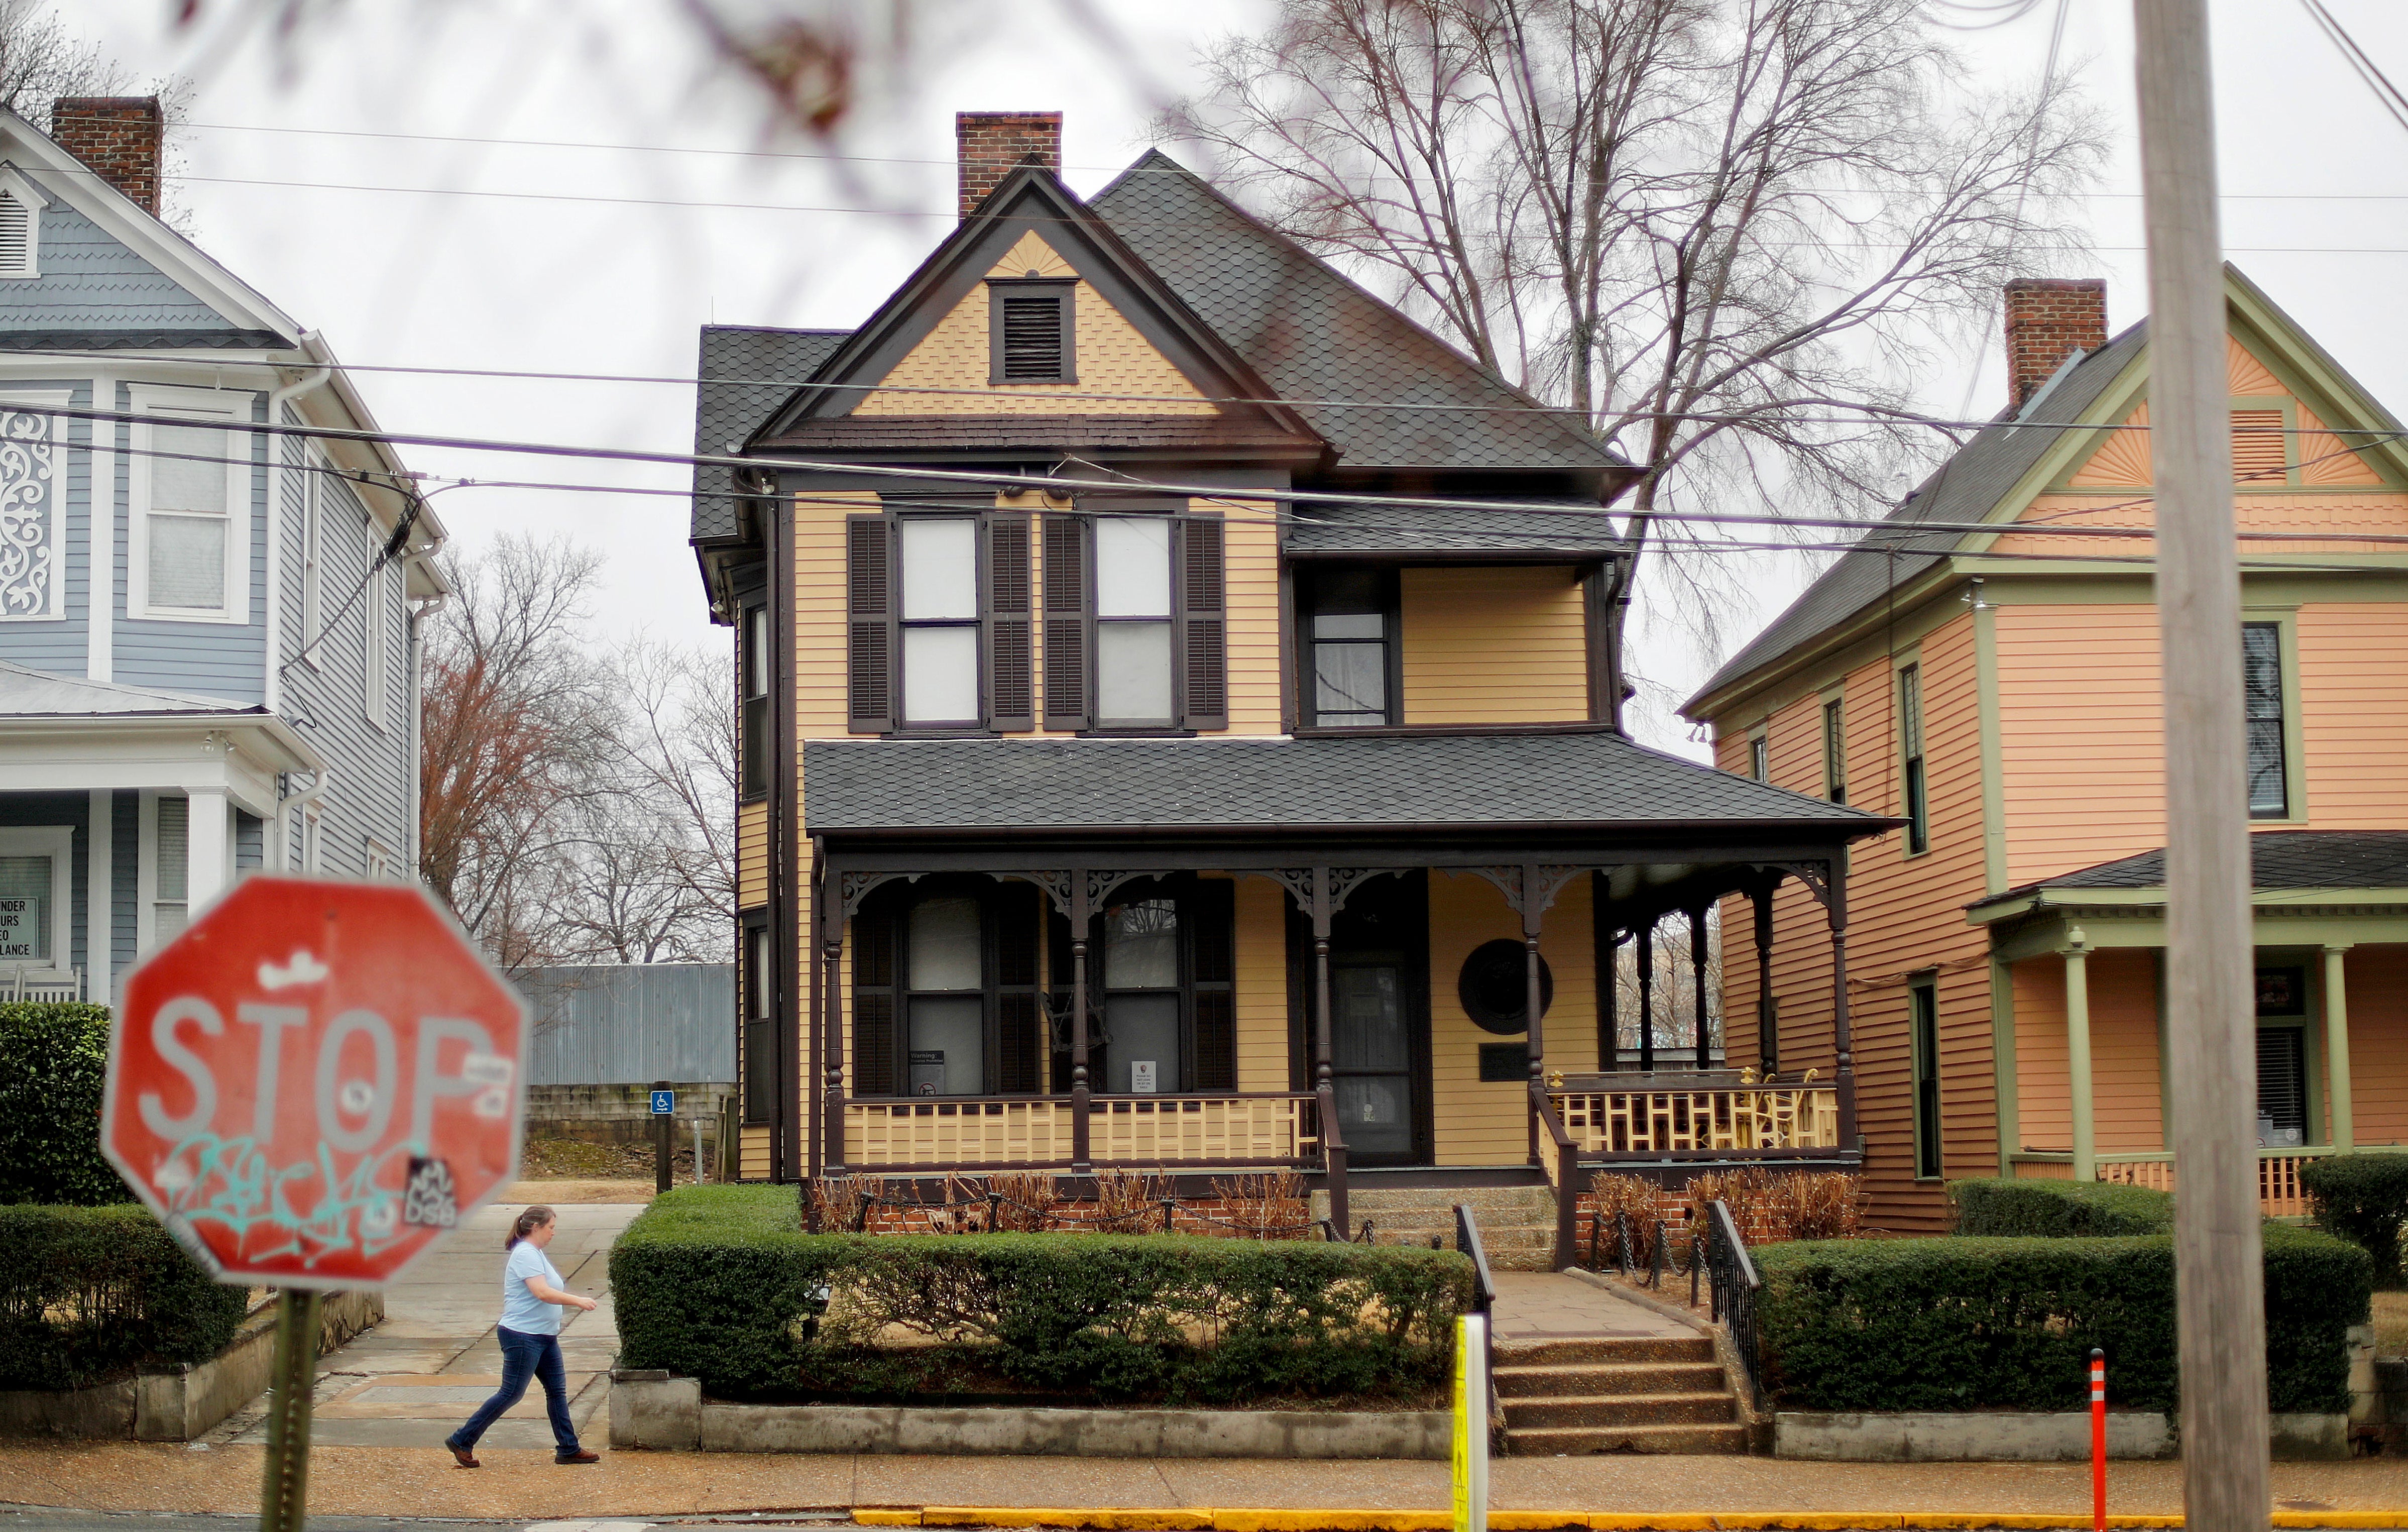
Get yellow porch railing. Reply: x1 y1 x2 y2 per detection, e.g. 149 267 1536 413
2009 1147 2408 1218
840 1092 1320 1171
1550 1079 1843 1157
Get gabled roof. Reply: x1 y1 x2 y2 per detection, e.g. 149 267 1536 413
1969 831 2408 915
803 731 1887 836
1089 151 1622 475
692 325 850 542
1684 320 2148 712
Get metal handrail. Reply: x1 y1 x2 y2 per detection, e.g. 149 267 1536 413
1703 1197 1766 1410
1454 1202 1501 1449
1530 1082 1581 1269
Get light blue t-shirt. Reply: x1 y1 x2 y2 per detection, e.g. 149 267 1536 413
501 1240 564 1336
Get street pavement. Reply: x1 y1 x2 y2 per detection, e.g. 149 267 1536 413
203 1199 640 1453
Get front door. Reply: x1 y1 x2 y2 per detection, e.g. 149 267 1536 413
1291 872 1433 1166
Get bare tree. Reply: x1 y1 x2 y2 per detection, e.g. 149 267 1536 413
0 3 193 218
1165 0 2105 655
1612 908 1722 1057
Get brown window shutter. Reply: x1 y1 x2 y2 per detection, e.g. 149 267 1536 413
853 899 897 1096
1180 511 1227 730
846 513 896 732
984 512 1034 730
1042 512 1091 730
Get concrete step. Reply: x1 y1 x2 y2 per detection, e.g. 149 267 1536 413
1493 1360 1727 1398
1507 1421 1749 1456
1496 1335 1715 1368
1502 1391 1736 1429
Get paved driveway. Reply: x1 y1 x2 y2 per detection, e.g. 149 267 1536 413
205 1200 642 1452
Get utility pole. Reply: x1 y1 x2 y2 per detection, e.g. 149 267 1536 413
2132 2 2269 1524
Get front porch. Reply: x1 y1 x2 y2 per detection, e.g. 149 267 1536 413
1977 831 2408 1216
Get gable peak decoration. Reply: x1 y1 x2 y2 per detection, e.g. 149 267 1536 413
958 111 1061 221
50 96 162 215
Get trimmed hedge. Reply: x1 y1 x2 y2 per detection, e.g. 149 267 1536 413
1755 1224 2368 1415
1947 1176 2175 1237
0 1205 250 1390
611 1185 1473 1404
2301 1154 2408 1288
0 1005 131 1207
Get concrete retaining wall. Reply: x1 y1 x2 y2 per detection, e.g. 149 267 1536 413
529 1082 731 1145
1775 1409 2348 1462
609 1371 1446 1458
0 1288 382 1441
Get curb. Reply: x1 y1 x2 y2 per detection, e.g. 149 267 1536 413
846 1512 2408 1530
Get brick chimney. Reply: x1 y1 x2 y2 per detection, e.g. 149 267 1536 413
50 97 163 215
2003 277 2107 411
957 111 1061 220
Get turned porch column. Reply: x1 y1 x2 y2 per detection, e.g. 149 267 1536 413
1689 907 1711 1070
1635 920 1657 1072
2325 944 2355 1152
1310 866 1349 1238
1071 870 1092 1173
2063 929 2095 1182
1753 886 1777 1075
1523 863 1548 1168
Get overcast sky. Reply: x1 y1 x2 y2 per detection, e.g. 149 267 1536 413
59 0 2408 752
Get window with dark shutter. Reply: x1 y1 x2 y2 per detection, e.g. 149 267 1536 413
853 899 898 1096
1042 512 1091 729
741 603 770 794
984 512 1034 730
1191 881 1236 1091
846 514 895 732
742 923 776 1123
1181 513 1228 730
988 279 1076 385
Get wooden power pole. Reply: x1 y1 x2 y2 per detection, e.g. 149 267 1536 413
2132 1 2270 1522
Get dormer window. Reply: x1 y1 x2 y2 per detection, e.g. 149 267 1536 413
988 278 1075 384
0 190 35 279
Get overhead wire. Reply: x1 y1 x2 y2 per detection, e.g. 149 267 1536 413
2297 0 2408 138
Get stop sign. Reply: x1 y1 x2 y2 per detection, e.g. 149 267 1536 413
102 876 529 1288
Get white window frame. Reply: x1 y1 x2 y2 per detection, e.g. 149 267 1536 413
363 559 390 731
363 838 391 881
299 452 324 667
0 826 73 971
0 388 70 621
301 802 322 874
127 383 251 624
0 165 50 280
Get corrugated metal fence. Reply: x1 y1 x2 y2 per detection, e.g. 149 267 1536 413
518 963 734 1086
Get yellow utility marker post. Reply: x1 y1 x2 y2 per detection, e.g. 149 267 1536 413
1452 1312 1488 1532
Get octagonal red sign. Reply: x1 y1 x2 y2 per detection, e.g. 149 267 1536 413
102 876 529 1288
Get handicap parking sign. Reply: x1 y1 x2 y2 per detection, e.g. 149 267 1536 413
649 1089 675 1116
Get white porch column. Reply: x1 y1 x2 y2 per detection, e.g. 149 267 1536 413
186 786 230 909
86 789 109 996
2326 944 2355 1152
2064 929 2095 1182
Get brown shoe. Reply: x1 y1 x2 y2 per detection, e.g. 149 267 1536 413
445 1440 479 1469
555 1449 601 1464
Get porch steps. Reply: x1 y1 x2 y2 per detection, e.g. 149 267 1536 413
1313 1184 1562 1270
1494 1335 1748 1456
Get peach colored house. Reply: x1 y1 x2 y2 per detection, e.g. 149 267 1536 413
1683 271 2408 1232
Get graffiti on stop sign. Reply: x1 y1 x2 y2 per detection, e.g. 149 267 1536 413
104 877 529 1287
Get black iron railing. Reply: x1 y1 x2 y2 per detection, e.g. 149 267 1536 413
1454 1202 1501 1446
1702 1197 1765 1410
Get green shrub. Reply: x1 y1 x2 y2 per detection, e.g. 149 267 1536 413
0 1005 129 1207
1947 1176 2175 1237
1755 1224 2367 1415
2301 1155 2408 1288
611 1184 1474 1404
0 1204 250 1390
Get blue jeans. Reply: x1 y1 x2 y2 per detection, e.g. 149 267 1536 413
450 1325 579 1455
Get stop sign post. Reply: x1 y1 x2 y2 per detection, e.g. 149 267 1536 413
102 876 528 1532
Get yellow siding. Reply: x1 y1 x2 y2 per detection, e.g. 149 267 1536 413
1221 500 1283 735
852 234 1218 415
1427 870 1596 1166
1399 567 1589 725
1233 876 1291 1094
738 800 767 911
795 489 877 737
741 1124 773 1181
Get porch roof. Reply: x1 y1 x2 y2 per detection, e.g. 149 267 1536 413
802 731 1888 839
1283 500 1627 561
1969 830 2408 921
0 660 248 717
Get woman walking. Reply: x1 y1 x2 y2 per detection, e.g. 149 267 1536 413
445 1206 602 1466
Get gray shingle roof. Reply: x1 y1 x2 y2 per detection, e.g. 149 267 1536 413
1088 152 1621 475
804 731 1884 836
1973 832 2408 910
692 324 850 541
1287 499 1626 559
761 413 1313 454
1686 321 2150 711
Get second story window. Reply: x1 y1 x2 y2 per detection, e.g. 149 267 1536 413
1095 516 1174 727
299 465 323 666
1822 698 1847 803
848 509 1034 734
130 388 246 624
363 563 390 732
1747 735 1767 783
1040 501 1225 733
2244 620 2289 818
899 517 979 727
741 603 769 796
1899 663 1927 854
1300 567 1396 728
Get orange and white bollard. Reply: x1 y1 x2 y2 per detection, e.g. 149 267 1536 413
2090 1346 2107 1531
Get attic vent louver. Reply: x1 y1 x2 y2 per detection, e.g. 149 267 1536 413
0 193 33 279
1000 295 1065 381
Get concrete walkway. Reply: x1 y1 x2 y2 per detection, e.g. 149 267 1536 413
202 1200 640 1453
1486 1272 1696 1352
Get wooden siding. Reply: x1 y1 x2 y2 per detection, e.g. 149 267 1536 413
1220 500 1283 735
2346 947 2408 1146
1717 612 1991 1231
852 234 1217 416
2012 957 2070 1153
738 800 767 911
2298 605 2408 829
1399 566 1587 725
1233 874 1289 1093
1995 603 2166 889
1427 868 1596 1166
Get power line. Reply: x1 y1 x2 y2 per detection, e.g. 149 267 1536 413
2298 0 2408 138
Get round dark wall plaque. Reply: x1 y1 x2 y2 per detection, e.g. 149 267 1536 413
1457 939 1553 1036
